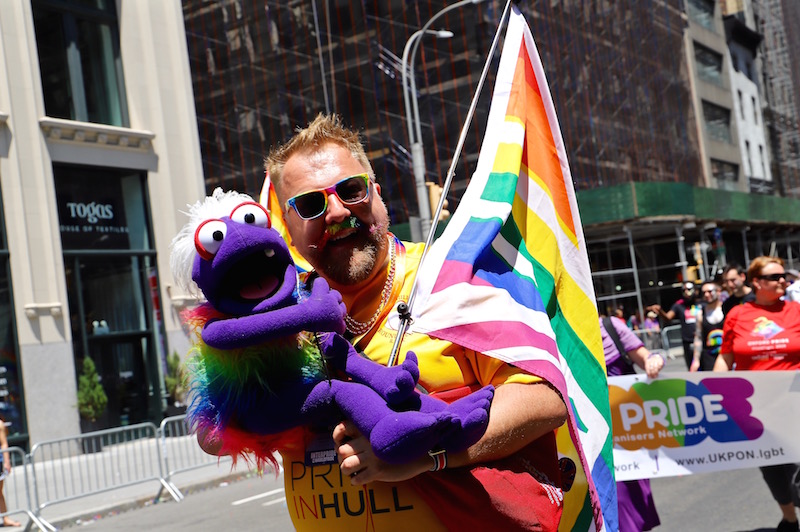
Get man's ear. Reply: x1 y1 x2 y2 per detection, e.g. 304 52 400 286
374 182 382 196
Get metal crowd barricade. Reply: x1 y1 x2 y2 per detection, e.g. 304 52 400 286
1 447 49 531
660 324 683 360
27 422 181 530
630 328 663 352
156 414 232 501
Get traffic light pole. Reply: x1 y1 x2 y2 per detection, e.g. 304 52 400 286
411 142 430 239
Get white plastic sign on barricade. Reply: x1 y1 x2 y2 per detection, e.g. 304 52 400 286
609 371 800 481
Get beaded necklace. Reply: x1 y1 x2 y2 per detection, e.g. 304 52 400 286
345 236 396 336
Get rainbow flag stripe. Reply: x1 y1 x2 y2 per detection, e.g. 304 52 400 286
410 7 614 531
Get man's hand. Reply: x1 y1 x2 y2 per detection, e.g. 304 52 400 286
333 382 567 484
333 421 430 486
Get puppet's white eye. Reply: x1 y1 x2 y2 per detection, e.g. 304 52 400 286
194 219 227 260
230 202 271 228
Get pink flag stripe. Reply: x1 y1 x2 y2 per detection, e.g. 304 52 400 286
427 321 559 357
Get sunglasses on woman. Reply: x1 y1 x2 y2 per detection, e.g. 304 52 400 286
285 173 371 220
758 273 786 282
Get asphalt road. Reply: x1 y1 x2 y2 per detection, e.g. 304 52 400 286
72 463 787 531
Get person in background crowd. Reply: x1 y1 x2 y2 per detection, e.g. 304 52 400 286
0 414 20 527
784 269 800 302
714 256 800 532
690 281 724 371
627 311 640 331
649 281 701 369
266 113 568 530
642 311 661 350
721 262 755 316
599 315 664 531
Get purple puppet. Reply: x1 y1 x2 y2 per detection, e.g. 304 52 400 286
170 189 493 470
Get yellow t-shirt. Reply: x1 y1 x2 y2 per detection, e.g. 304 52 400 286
280 239 540 531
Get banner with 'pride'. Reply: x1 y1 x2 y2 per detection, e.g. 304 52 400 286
609 371 800 481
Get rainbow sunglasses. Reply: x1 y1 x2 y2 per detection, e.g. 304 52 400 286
285 173 371 220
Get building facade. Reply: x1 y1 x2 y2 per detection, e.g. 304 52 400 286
0 1 203 446
180 1 800 334
751 0 800 196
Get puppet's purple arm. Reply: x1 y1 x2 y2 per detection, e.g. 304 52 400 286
320 333 419 404
202 278 346 349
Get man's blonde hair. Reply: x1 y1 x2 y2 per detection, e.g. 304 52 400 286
265 114 373 195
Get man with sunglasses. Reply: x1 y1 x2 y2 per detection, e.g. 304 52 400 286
266 114 567 531
649 282 701 370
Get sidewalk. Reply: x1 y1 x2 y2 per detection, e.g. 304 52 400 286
0 425 272 531
31 459 253 530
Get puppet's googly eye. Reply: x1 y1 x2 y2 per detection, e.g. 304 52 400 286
264 248 275 258
194 219 227 261
230 202 271 228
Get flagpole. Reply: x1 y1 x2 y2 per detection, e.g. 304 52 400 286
388 0 516 367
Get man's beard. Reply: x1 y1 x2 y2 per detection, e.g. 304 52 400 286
310 212 390 286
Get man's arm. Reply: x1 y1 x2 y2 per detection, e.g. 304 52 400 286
627 346 665 379
334 381 567 485
713 353 734 371
649 303 676 322
689 307 703 372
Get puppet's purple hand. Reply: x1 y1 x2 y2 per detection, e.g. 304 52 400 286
302 277 347 335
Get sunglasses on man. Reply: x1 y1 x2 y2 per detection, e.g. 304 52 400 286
285 173 371 220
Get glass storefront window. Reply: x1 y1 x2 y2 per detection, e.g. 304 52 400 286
33 0 129 126
0 191 26 444
65 256 161 428
0 261 25 443
55 165 164 430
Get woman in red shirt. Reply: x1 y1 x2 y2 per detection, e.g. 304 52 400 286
715 256 800 532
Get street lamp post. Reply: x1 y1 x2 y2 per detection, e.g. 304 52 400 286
401 0 485 242
402 29 452 241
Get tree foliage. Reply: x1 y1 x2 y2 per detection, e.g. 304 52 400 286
77 357 108 422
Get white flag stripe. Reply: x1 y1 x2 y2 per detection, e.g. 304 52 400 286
411 284 556 344
561 362 610 458
473 197 513 222
499 119 526 146
492 233 537 285
480 345 563 367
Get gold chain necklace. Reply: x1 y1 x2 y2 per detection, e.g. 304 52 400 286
345 236 396 336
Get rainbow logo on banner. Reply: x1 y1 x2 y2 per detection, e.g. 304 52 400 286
610 377 764 450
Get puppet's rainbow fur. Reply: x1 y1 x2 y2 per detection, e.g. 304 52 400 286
184 304 325 471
